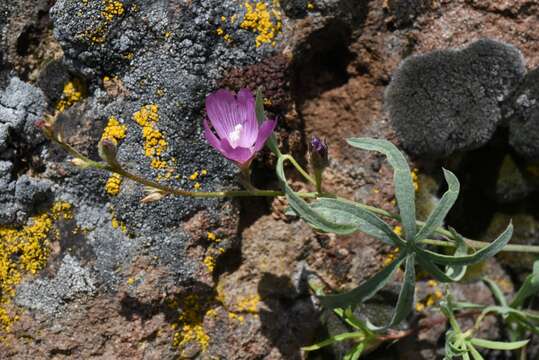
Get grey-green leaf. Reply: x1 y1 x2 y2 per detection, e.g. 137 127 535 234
417 223 513 266
311 198 406 247
469 338 529 350
347 138 416 241
276 156 356 234
389 254 416 326
415 169 459 242
319 252 406 309
302 331 363 351
510 260 539 308
483 278 509 308
445 227 469 281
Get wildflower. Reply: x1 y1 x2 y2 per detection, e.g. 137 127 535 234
203 89 277 167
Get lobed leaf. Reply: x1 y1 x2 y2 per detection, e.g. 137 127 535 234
301 332 363 351
417 223 513 266
444 227 469 281
469 338 529 351
276 156 356 235
347 138 417 242
311 198 407 247
415 169 459 242
510 260 539 308
319 252 406 309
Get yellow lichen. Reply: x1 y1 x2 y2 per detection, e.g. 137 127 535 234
207 232 220 243
307 2 315 10
101 116 127 144
194 182 201 190
55 79 85 112
101 0 125 22
0 202 72 333
171 295 218 354
105 173 122 196
189 171 199 181
383 247 400 266
203 255 216 272
132 105 171 170
415 280 444 312
393 225 402 236
201 169 208 176
240 1 282 47
411 168 419 192
111 213 127 233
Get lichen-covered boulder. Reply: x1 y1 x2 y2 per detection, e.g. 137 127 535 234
385 39 525 157
507 68 539 159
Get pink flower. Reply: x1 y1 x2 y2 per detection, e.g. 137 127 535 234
203 88 277 166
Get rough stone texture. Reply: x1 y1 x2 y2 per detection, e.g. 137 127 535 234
0 0 538 359
385 39 525 158
507 68 539 159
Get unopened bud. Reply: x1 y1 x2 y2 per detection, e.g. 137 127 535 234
35 119 54 139
141 191 166 203
98 138 118 164
70 158 92 169
309 136 329 171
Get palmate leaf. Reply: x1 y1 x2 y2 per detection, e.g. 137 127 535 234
347 138 417 241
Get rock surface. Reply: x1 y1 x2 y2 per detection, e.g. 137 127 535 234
0 0 538 359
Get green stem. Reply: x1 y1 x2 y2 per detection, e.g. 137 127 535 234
282 154 316 185
344 199 539 254
49 135 539 254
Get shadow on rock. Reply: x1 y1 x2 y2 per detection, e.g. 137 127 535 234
257 272 321 360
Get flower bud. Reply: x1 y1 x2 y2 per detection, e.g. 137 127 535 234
35 119 55 139
70 158 92 169
98 138 118 165
309 136 329 172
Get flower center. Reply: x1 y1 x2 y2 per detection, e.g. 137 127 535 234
228 123 243 148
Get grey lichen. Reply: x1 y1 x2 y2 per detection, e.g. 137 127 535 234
385 39 525 157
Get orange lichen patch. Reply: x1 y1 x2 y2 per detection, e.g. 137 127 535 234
0 202 72 333
105 173 122 196
55 79 85 112
170 295 218 354
132 104 171 170
240 1 282 47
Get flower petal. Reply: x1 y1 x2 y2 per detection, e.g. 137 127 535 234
206 89 239 140
253 118 277 152
221 138 255 165
203 118 225 153
235 88 258 148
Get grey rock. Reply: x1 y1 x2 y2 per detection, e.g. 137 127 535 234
15 255 97 314
507 68 539 159
15 174 54 206
385 39 525 157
